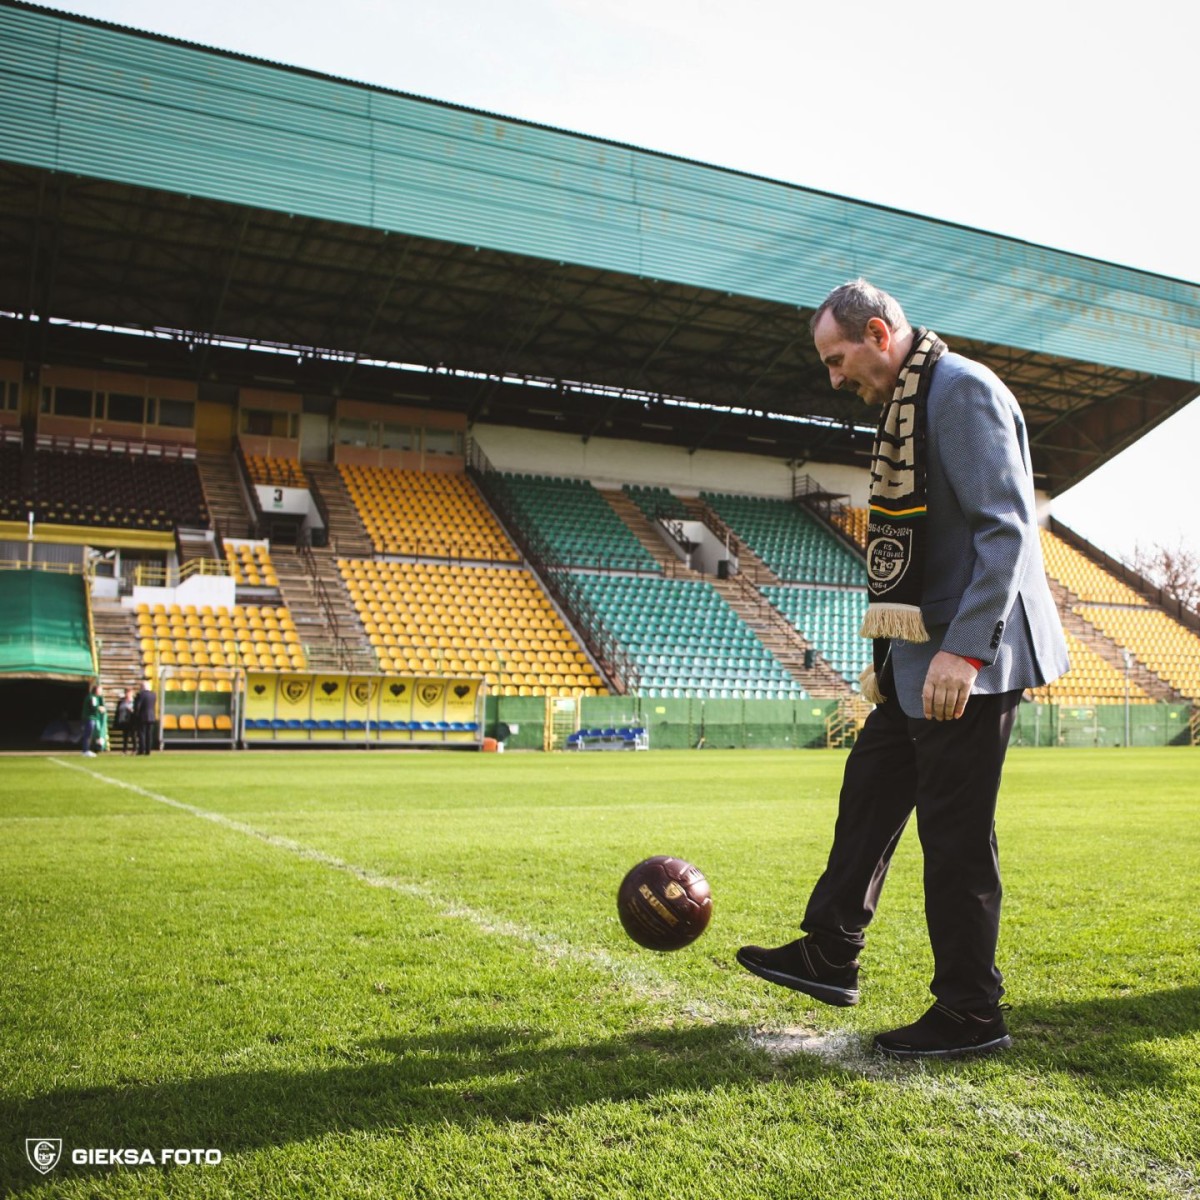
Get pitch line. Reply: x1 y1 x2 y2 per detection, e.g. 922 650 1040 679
47 759 1200 1198
48 757 713 1016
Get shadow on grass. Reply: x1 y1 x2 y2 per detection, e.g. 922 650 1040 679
1013 984 1200 1090
2 1021 777 1190
4 986 1197 1189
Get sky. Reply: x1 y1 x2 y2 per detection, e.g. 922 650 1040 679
31 0 1200 568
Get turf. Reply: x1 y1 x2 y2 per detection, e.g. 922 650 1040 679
1 748 1197 1199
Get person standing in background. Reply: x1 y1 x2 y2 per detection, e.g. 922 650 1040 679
80 679 103 757
133 677 158 756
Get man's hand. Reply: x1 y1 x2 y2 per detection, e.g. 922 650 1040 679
922 651 979 721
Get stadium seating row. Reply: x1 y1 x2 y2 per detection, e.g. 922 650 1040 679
338 559 606 696
340 466 518 561
244 455 307 488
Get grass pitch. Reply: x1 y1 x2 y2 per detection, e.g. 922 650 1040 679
2 747 1197 1199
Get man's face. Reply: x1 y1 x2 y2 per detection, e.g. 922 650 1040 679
812 311 898 407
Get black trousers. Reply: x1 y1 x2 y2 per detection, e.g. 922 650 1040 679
801 685 1021 1010
136 721 157 755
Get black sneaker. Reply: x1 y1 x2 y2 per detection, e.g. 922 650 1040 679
735 937 860 1007
873 1002 1012 1059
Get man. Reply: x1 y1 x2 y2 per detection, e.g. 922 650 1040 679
133 678 158 756
80 679 103 757
115 686 137 754
738 279 1068 1059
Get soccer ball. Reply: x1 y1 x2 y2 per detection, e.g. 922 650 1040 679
616 855 712 951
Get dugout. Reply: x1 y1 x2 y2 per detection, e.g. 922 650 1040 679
0 566 98 749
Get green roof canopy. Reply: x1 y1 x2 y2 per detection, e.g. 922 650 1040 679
1 0 1197 491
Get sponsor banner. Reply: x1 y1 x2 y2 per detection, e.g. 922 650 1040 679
244 674 277 722
346 677 380 724
378 678 414 731
411 679 447 726
276 674 312 722
445 679 481 740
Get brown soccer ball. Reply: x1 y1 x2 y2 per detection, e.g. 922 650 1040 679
617 855 713 951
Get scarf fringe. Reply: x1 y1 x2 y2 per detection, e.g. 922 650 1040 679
858 665 888 705
860 603 930 643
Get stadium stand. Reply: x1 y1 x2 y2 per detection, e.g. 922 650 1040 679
223 540 281 589
340 466 518 562
622 484 690 523
701 492 861 584
1039 528 1147 605
338 560 605 696
832 506 869 550
1075 605 1200 699
0 435 24 522
244 455 308 489
135 603 305 674
24 442 208 531
1029 629 1153 706
571 573 805 699
494 474 659 572
761 585 870 687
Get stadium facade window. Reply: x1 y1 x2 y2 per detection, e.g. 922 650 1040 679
241 408 290 437
43 386 95 419
105 392 145 424
1 381 17 410
380 422 415 451
425 427 463 456
337 418 373 447
156 397 194 429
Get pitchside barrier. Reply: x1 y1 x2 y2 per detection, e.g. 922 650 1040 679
487 695 1195 751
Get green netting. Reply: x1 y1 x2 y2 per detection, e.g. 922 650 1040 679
1010 702 1192 748
581 697 841 750
486 695 547 750
0 571 95 677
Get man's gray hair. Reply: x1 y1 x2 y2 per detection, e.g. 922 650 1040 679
809 278 909 342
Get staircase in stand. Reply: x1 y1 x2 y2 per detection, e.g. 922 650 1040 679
273 544 375 671
1047 580 1186 703
679 497 780 584
92 599 143 716
196 451 254 541
826 696 874 748
599 489 696 577
304 461 375 559
711 576 850 699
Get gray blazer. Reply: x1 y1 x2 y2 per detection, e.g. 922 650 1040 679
888 352 1070 718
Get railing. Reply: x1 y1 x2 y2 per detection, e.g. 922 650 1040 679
234 439 267 538
466 439 639 693
0 558 89 575
794 473 867 559
131 558 231 588
1050 517 1200 634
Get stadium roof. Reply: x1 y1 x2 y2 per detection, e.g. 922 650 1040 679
1 0 1198 492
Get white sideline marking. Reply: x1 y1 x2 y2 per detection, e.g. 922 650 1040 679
49 759 1198 1198
48 758 712 1015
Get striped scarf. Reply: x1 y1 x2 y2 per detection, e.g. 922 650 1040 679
858 327 947 703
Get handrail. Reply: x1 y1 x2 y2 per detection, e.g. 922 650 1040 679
466 438 638 693
1049 517 1200 634
234 439 267 538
